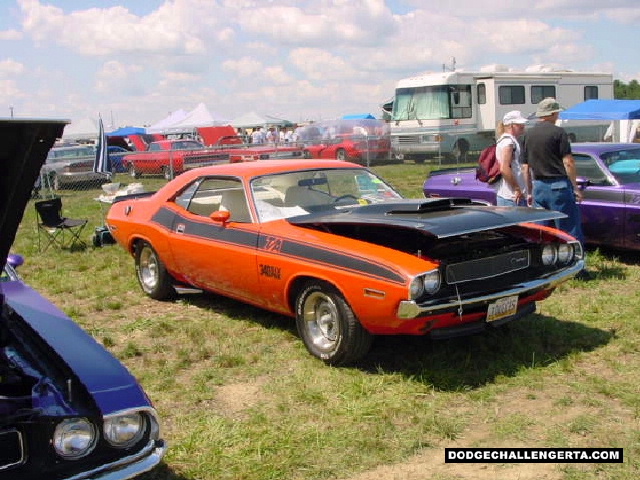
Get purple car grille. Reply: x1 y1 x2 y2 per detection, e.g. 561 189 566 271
0 430 24 470
445 250 531 284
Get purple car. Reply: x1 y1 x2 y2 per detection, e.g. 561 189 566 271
423 142 640 252
1 119 166 479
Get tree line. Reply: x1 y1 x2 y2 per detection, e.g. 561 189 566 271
614 79 640 99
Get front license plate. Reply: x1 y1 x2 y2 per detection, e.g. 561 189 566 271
486 295 518 323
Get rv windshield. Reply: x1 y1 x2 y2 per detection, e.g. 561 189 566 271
392 85 472 121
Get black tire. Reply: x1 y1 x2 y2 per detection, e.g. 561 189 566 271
134 241 175 300
336 148 347 161
129 163 140 179
295 281 373 366
162 166 173 181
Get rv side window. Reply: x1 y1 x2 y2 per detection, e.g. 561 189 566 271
498 86 525 105
477 84 486 105
531 86 556 104
584 86 599 100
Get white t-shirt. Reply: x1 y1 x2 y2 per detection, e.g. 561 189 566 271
494 134 526 201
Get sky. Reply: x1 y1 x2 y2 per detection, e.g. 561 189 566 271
1 0 640 130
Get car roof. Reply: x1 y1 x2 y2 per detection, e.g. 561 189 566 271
572 142 640 155
181 159 363 178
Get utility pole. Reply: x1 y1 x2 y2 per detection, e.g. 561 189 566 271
9 106 14 118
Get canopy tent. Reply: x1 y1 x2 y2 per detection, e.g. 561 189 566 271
559 100 640 120
342 113 376 120
231 111 293 129
107 126 146 136
152 103 229 134
560 100 640 142
61 118 97 140
146 109 188 134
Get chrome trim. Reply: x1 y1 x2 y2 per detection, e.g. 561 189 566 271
0 429 25 471
397 260 584 319
63 438 167 480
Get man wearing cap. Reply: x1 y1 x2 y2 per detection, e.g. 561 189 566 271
495 110 528 206
522 98 585 250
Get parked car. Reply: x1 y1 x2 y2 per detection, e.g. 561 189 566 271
423 142 640 252
210 135 304 163
1 118 166 480
108 145 131 173
122 139 229 179
298 119 391 163
39 145 111 190
106 160 584 366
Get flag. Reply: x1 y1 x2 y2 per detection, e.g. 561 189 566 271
93 116 111 174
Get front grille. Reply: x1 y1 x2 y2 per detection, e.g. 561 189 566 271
446 250 530 284
397 135 419 145
183 153 229 164
0 429 24 470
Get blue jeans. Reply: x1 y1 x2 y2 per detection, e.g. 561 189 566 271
497 196 527 207
532 178 584 245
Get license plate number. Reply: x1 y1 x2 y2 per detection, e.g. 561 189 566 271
486 295 518 322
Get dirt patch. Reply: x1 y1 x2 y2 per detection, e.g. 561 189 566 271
214 378 269 419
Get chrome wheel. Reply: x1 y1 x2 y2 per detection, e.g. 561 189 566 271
138 245 159 293
301 291 341 353
134 242 175 300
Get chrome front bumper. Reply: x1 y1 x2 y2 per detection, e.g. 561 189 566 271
397 260 584 319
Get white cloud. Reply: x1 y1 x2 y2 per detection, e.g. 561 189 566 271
95 60 143 94
0 59 25 77
222 57 264 77
0 29 22 40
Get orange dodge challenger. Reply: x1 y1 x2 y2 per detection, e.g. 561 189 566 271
106 160 584 365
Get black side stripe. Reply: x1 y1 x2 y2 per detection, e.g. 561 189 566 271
151 207 406 285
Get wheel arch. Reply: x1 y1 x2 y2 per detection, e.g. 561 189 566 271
286 274 348 315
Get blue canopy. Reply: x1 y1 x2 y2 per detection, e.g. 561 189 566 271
559 100 640 121
107 126 146 136
342 113 376 120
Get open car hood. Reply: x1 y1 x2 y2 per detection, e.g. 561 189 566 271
0 118 68 267
288 198 567 238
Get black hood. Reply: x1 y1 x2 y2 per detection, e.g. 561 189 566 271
0 119 68 267
288 198 566 238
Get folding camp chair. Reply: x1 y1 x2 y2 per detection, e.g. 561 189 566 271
35 197 88 251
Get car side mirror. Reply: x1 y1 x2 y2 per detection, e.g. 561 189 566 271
576 177 590 189
210 210 231 223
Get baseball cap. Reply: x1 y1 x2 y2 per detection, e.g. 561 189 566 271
503 110 528 125
535 98 564 117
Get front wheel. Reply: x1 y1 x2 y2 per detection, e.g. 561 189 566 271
135 241 175 300
295 281 372 366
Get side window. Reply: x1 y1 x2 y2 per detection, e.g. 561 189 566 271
149 143 160 151
531 86 556 104
574 154 610 186
477 84 486 105
584 86 599 100
498 86 525 105
177 177 250 221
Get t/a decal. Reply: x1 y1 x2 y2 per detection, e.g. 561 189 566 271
260 264 281 279
263 236 284 253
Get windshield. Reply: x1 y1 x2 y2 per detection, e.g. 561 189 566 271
250 168 402 222
600 147 640 185
392 85 472 121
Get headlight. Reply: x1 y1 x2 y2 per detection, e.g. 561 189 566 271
104 413 146 448
53 418 97 459
557 243 573 265
541 245 558 265
409 269 441 300
409 276 424 300
422 270 441 294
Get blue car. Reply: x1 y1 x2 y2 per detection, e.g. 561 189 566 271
108 145 131 173
1 119 166 479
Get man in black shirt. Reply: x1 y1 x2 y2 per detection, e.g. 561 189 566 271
522 98 584 244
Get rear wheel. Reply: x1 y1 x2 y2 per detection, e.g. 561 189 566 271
162 166 173 181
295 281 372 366
135 241 175 300
336 148 347 161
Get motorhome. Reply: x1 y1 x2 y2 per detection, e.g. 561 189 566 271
387 65 613 162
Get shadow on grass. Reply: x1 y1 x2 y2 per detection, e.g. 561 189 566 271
181 292 614 392
358 314 614 390
137 463 190 480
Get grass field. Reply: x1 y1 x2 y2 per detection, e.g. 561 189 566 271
13 165 640 480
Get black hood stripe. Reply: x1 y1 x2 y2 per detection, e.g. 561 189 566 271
151 207 406 284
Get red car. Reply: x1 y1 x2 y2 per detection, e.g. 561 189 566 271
122 139 228 179
106 160 584 365
299 119 391 163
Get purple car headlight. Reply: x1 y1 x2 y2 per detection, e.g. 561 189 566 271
53 418 97 459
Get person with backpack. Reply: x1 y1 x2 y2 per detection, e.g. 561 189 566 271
494 110 529 206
